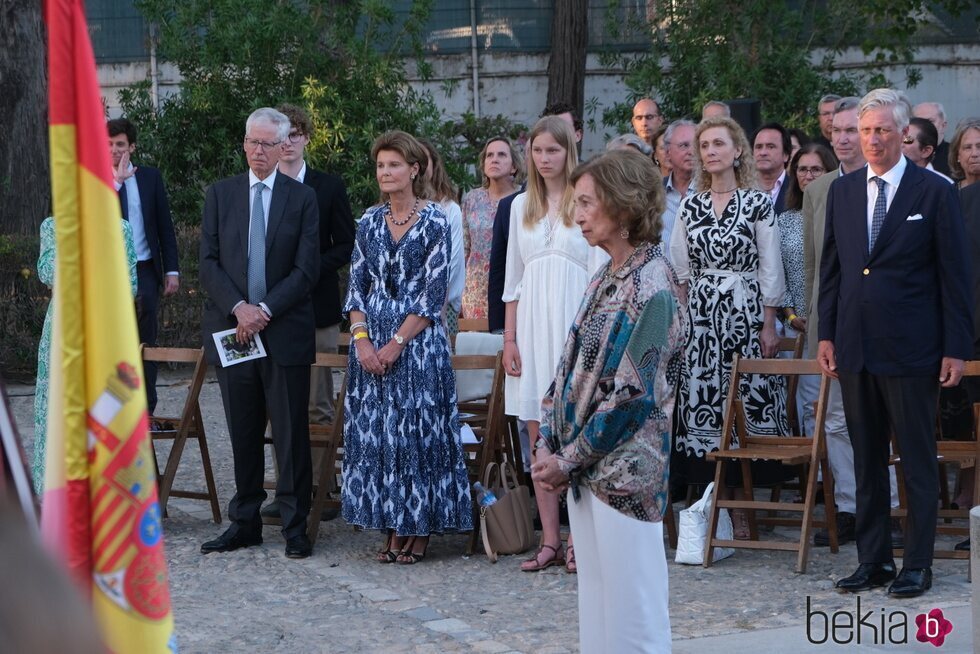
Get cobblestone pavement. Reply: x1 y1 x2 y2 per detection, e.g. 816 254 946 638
6 372 973 653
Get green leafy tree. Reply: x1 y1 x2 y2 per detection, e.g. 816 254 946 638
120 0 440 220
598 0 974 134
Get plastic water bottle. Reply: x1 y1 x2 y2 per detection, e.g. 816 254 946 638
473 482 498 507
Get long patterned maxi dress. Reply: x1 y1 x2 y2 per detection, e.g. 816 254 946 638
342 201 473 536
32 217 137 495
669 188 789 484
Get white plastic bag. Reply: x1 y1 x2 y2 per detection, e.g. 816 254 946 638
675 482 735 564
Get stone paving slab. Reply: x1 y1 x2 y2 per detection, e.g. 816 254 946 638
6 374 975 652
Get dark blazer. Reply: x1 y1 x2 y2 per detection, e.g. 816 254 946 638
961 183 980 356
304 168 355 327
773 177 789 215
818 158 972 375
934 140 952 177
200 172 320 366
129 165 179 282
487 190 521 332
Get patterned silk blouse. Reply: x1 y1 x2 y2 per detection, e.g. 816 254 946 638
540 242 686 523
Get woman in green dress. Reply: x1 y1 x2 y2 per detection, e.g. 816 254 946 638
32 217 138 494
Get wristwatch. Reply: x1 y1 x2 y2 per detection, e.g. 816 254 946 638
393 334 405 345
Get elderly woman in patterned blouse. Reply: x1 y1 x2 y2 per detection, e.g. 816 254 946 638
532 149 685 653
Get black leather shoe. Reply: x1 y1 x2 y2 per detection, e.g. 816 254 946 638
835 561 897 592
955 538 970 552
201 528 262 554
285 534 313 559
888 567 932 598
815 512 855 547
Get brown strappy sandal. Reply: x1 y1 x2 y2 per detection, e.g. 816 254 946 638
520 543 565 572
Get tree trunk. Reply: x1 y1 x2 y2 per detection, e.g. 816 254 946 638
546 0 588 118
0 0 48 235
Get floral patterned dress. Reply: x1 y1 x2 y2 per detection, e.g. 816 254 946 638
669 189 789 482
341 201 473 536
461 187 499 320
32 217 137 494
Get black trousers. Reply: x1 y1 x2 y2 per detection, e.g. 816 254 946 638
136 261 159 414
838 371 939 568
216 357 312 539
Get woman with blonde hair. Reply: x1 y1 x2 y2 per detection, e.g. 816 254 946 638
343 131 472 564
461 137 523 319
503 115 590 572
669 116 788 535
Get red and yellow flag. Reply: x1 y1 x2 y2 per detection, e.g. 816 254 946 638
43 0 175 651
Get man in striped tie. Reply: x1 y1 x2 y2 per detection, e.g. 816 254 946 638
818 89 972 598
199 107 320 559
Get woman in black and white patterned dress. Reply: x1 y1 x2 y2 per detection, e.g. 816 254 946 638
669 117 789 495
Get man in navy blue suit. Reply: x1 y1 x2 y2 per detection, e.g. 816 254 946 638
818 89 973 598
108 118 179 415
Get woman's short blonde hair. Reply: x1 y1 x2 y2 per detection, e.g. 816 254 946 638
570 149 665 246
693 116 758 192
371 131 429 201
478 137 525 189
949 118 980 180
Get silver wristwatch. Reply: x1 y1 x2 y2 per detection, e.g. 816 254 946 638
393 334 405 345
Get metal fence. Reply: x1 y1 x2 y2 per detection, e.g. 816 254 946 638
87 0 978 64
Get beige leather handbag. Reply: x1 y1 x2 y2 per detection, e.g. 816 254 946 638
479 461 535 562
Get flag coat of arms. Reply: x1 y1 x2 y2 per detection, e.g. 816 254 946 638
43 0 176 651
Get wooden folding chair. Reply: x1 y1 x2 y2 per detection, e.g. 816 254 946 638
457 318 490 333
704 356 835 573
889 360 980 562
142 346 221 523
306 353 349 544
452 352 507 554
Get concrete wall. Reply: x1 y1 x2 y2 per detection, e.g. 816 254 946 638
99 44 980 159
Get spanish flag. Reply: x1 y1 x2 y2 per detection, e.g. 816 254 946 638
43 0 175 651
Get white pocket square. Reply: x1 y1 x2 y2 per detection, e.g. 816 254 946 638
907 213 924 221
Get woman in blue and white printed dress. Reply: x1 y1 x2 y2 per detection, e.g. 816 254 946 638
342 131 473 564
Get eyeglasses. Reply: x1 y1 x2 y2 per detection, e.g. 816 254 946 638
902 135 916 145
797 166 826 177
632 114 661 121
244 138 282 151
286 132 306 144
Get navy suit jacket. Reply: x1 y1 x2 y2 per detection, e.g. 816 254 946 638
487 189 522 332
126 166 179 283
200 172 320 366
818 159 972 375
960 183 980 356
304 168 355 328
773 178 789 215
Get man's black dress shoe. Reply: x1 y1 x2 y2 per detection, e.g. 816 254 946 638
285 534 313 559
888 567 932 597
201 528 262 554
815 511 855 547
835 562 897 592
955 538 970 552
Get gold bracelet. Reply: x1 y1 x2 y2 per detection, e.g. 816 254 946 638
787 314 798 323
352 331 370 341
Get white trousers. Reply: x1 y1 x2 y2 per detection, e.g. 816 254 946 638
567 487 671 654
